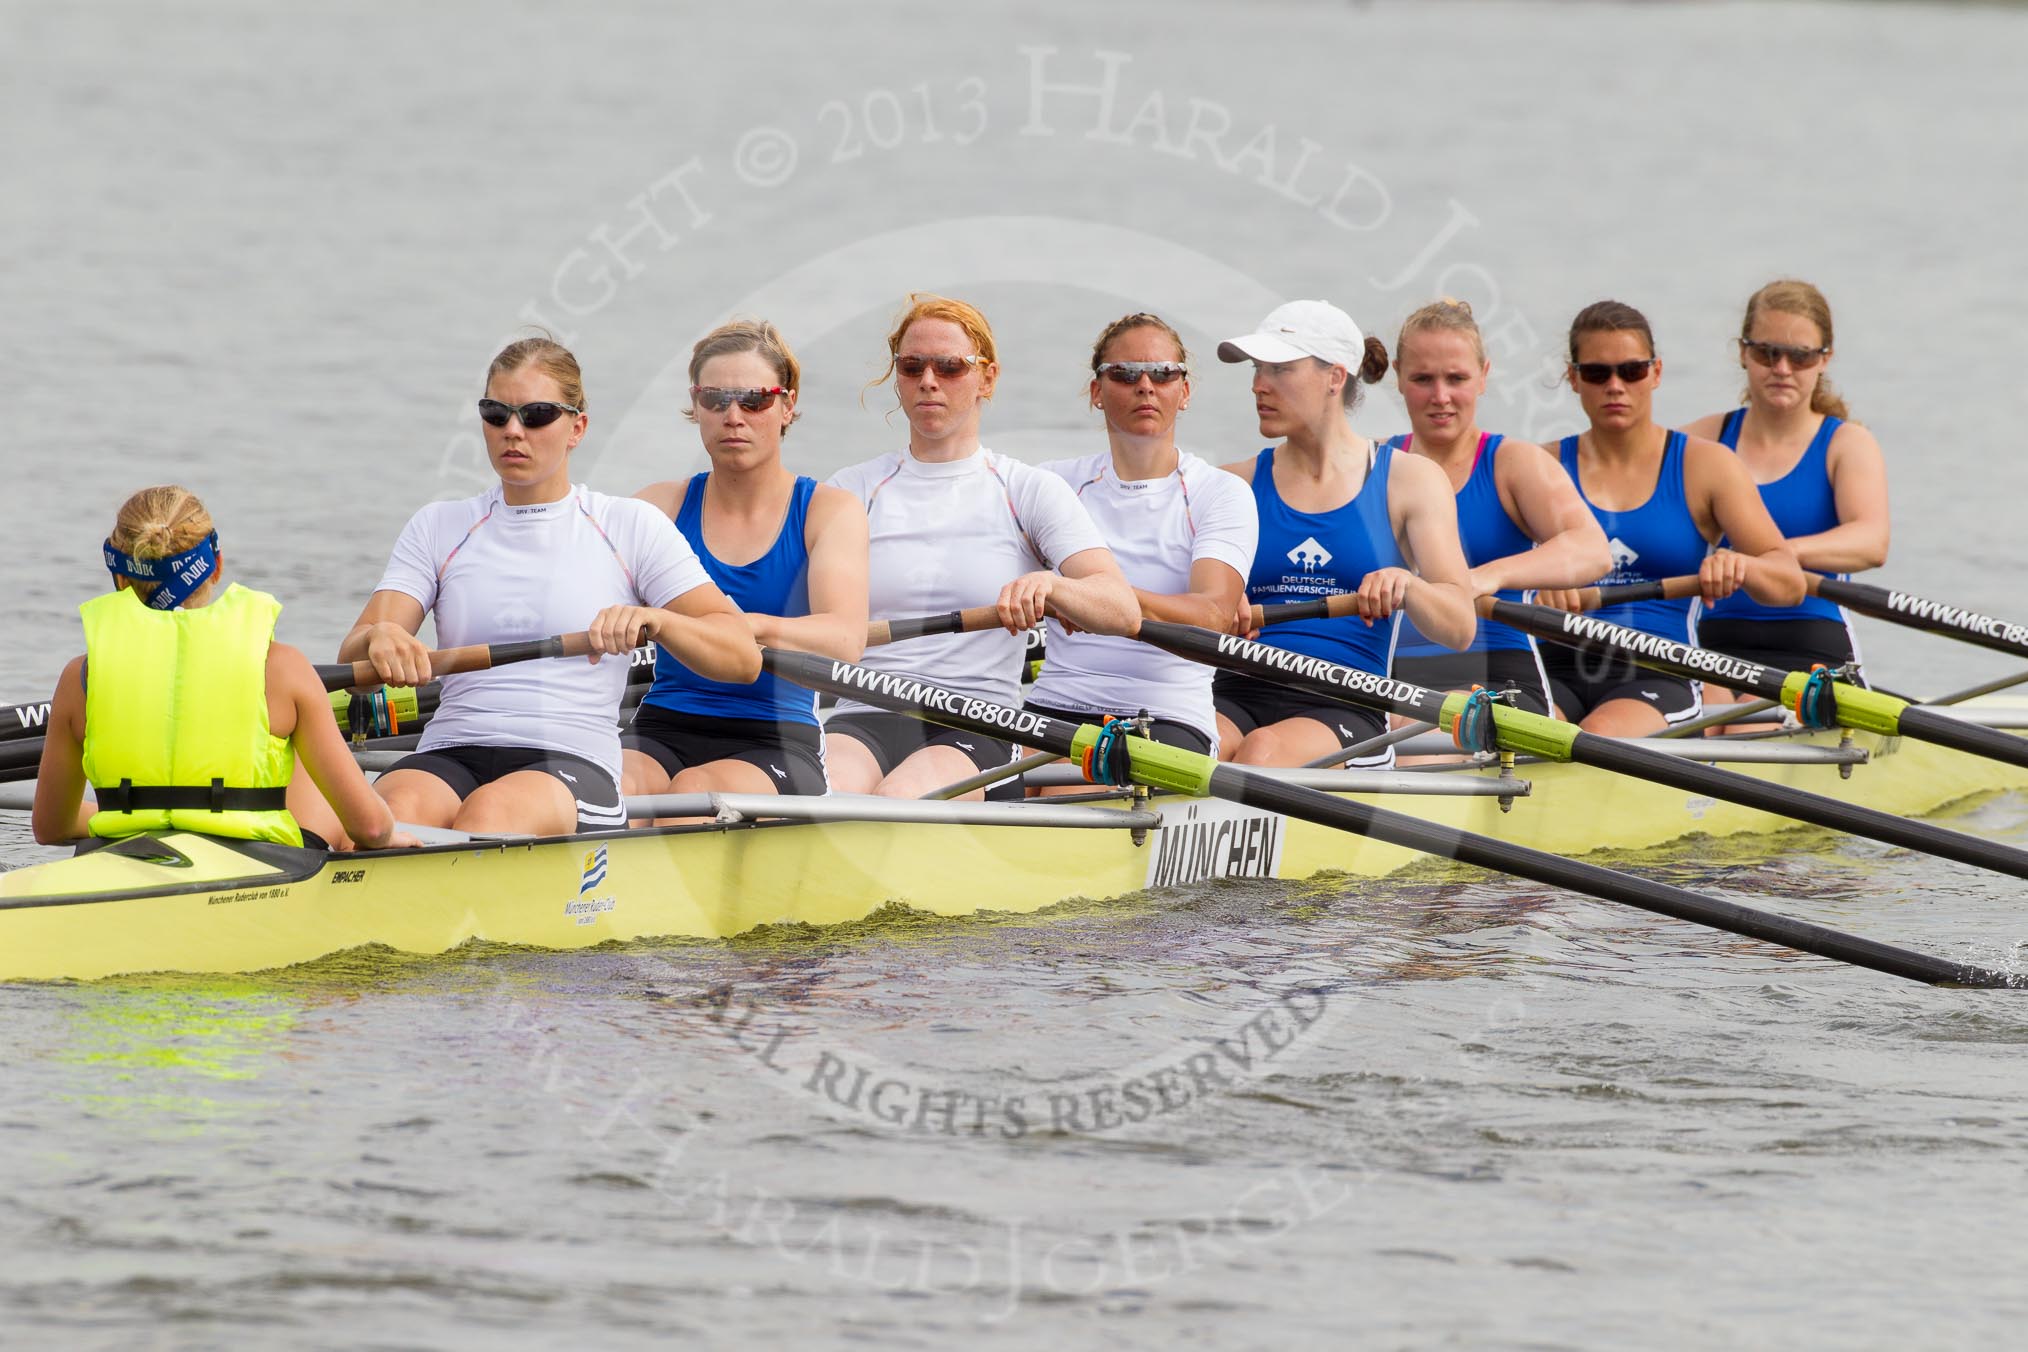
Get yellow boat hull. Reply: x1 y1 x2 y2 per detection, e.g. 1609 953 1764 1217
4 715 2025 982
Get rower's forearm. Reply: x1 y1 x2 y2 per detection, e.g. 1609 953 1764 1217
1789 523 1889 575
31 786 90 846
1049 575 1141 637
338 788 397 851
336 623 375 663
1476 531 1613 596
1406 580 1477 651
751 611 865 663
660 612 764 683
1132 588 1230 631
1741 550 1807 607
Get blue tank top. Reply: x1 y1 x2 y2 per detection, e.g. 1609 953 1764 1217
644 474 818 725
1705 409 1845 625
1390 433 1535 657
1560 431 1707 644
1243 443 1403 675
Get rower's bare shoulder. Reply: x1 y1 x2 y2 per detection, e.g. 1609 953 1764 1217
1490 435 1556 471
1490 436 1575 495
1678 412 1729 442
633 479 687 519
262 641 323 722
1216 455 1258 483
1826 418 1884 468
806 483 870 538
1681 432 1760 504
264 640 315 681
1389 445 1451 494
1680 431 1744 474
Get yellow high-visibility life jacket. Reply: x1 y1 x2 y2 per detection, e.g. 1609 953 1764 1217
79 583 303 845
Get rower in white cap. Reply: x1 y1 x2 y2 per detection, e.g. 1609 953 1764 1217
1212 299 1476 768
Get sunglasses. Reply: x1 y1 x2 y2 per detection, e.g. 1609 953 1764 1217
1740 339 1829 371
1096 361 1188 385
691 385 789 413
477 398 581 429
894 353 984 379
1572 359 1657 386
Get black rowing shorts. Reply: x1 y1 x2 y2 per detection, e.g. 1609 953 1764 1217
1538 647 1702 725
1391 648 1554 718
1212 671 1391 764
624 704 828 795
384 744 624 833
824 711 1017 785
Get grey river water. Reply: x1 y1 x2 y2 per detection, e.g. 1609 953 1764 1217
6 1 2028 1346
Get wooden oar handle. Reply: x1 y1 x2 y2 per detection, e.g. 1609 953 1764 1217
867 606 1004 648
1579 575 1702 612
320 632 595 692
1250 597 1352 629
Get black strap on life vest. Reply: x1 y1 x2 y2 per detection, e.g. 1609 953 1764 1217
95 777 289 814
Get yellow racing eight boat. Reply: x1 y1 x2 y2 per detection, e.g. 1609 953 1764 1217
5 694 2027 983
13 587 2028 988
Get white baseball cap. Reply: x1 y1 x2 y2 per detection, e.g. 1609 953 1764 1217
1217 300 1366 369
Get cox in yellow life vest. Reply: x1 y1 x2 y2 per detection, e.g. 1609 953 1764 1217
78 583 304 846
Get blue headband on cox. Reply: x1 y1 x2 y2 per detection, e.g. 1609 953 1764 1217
103 530 221 611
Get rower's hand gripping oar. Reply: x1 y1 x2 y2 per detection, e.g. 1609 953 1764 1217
760 645 2024 990
1490 586 2028 773
315 632 598 693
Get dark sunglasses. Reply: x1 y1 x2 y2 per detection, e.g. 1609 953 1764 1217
1096 361 1188 385
477 398 581 429
1740 339 1829 371
691 385 788 413
1572 359 1657 385
895 353 983 379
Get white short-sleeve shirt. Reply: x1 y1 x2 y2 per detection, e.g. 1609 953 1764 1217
827 447 1107 713
1026 450 1257 742
373 484 711 782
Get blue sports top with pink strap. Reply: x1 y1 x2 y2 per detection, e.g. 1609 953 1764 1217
1390 432 1534 657
1560 431 1708 644
1242 442 1403 675
1705 409 1846 625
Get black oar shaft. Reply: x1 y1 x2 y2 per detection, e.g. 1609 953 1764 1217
1494 599 2028 773
1139 617 2028 881
1490 598 1793 700
1569 732 2028 879
1 699 54 745
1816 577 2028 662
1895 704 2028 769
759 646 2021 990
1211 765 2009 988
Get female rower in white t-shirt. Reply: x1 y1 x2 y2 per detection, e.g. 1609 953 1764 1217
339 335 761 837
1024 312 1257 781
827 295 1140 799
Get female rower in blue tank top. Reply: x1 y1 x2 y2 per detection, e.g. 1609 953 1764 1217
1681 280 1888 691
623 321 869 814
1386 299 1610 719
1212 300 1476 768
1536 301 1804 737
